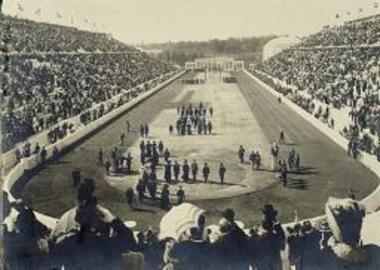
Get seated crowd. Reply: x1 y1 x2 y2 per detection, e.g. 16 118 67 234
1 16 134 53
0 16 177 153
298 15 380 47
256 29 380 159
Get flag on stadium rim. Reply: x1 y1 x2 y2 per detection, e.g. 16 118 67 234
56 12 62 19
34 8 41 16
335 14 340 19
17 2 24 12
375 2 379 8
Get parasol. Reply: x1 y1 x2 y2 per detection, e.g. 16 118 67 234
159 203 205 241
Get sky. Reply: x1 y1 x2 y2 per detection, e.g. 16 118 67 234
2 0 379 44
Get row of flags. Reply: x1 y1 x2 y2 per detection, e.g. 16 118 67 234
16 2 100 30
14 0 379 30
335 2 379 19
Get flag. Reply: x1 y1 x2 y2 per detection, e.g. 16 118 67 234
84 19 88 24
56 12 62 19
359 8 363 12
17 3 24 12
375 2 379 8
335 14 340 19
346 11 351 15
34 8 41 16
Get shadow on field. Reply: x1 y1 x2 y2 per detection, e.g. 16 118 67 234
291 166 319 176
286 178 308 190
132 207 157 214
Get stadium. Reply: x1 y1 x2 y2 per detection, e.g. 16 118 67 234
1 0 380 269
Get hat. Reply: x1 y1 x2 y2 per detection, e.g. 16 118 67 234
262 204 278 217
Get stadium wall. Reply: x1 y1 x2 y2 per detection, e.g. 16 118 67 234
2 70 186 229
244 69 380 214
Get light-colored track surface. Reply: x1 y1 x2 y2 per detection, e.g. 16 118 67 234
106 72 275 200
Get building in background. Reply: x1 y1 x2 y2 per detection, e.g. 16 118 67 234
185 57 244 71
262 36 301 61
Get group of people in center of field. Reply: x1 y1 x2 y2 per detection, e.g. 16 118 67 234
237 145 262 170
169 102 214 136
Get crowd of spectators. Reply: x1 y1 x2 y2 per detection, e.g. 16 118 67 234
257 32 380 158
1 16 177 153
1 16 134 53
298 15 380 47
3 182 370 270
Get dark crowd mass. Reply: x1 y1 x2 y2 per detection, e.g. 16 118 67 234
0 16 177 153
297 15 380 47
172 102 214 136
3 182 370 270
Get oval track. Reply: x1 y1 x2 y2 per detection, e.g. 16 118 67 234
22 71 379 229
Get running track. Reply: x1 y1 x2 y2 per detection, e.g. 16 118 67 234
22 71 379 229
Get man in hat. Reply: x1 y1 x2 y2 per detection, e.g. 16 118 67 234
191 160 199 181
182 160 190 182
164 161 172 183
136 179 146 202
126 120 130 133
33 143 40 155
163 148 171 163
146 141 152 158
176 186 185 205
140 124 145 137
219 163 226 185
120 132 126 145
52 146 60 164
255 151 262 170
209 107 214 117
152 148 159 167
161 184 170 210
202 163 210 183
40 146 47 165
280 165 288 187
173 160 180 181
111 146 118 162
144 123 149 138
126 152 133 174
125 187 135 209
279 130 286 144
98 148 103 165
147 179 157 200
158 141 165 155
238 145 245 163
72 167 81 188
139 141 145 155
207 121 213 135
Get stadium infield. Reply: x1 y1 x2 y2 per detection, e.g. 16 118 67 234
22 71 379 230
